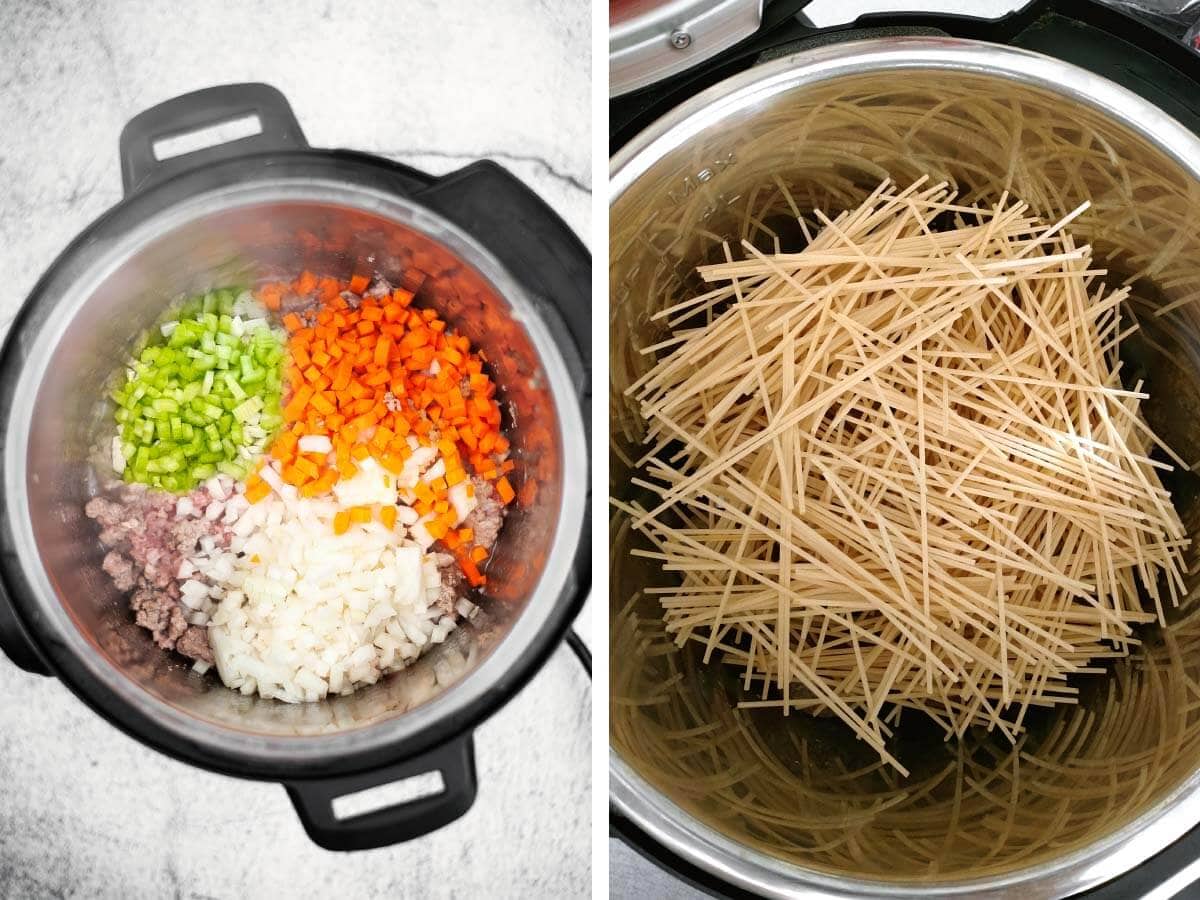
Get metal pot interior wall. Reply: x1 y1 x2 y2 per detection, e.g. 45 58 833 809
610 67 1200 882
25 197 564 737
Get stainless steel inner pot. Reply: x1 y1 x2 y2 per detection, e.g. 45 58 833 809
610 38 1200 897
4 177 586 765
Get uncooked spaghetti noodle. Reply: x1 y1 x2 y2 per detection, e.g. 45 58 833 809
620 178 1189 774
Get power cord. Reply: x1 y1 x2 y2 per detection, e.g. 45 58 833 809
565 628 591 677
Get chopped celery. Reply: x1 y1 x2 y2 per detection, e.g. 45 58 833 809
109 289 284 491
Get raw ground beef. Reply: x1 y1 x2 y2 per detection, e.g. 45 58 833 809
465 477 505 552
85 482 231 664
433 553 466 616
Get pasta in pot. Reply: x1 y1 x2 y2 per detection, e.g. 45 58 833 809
620 178 1188 774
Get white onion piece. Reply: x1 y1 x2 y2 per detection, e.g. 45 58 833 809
298 434 333 454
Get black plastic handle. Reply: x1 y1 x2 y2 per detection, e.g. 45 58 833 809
119 83 308 196
285 733 477 851
412 160 592 393
0 572 49 676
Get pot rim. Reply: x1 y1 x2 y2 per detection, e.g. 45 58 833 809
608 36 1200 897
1 153 588 779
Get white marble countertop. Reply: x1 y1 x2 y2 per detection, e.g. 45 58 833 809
0 1 591 898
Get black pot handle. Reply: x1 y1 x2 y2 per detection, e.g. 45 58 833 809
0 579 49 676
285 733 477 851
119 82 309 197
412 160 591 391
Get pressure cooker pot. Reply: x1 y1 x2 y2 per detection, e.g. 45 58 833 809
0 83 589 851
610 38 1200 897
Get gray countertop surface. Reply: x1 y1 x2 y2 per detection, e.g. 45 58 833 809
0 1 591 898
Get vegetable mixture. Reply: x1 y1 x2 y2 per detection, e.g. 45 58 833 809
87 274 516 702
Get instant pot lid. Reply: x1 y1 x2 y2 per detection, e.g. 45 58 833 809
609 36 1200 899
609 0 768 97
0 154 588 780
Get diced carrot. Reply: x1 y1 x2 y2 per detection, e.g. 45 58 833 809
373 335 391 367
460 557 485 587
333 510 351 535
311 392 336 415
317 276 340 301
331 357 354 392
282 312 303 332
281 464 305 486
348 274 370 294
295 270 318 294
470 545 488 563
349 505 371 524
379 506 397 529
294 456 320 480
244 480 271 503
496 476 516 504
283 384 314 420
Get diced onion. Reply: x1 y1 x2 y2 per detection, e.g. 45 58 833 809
298 434 333 454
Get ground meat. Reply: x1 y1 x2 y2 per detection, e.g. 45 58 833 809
86 480 231 663
101 551 136 592
176 626 214 664
278 291 317 315
465 477 505 551
433 552 466 616
84 496 130 531
129 585 189 651
367 276 393 298
340 290 362 310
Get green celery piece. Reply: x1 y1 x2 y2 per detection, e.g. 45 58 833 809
224 373 247 401
217 460 244 478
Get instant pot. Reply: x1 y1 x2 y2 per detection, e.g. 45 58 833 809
610 1 1200 896
0 83 590 851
